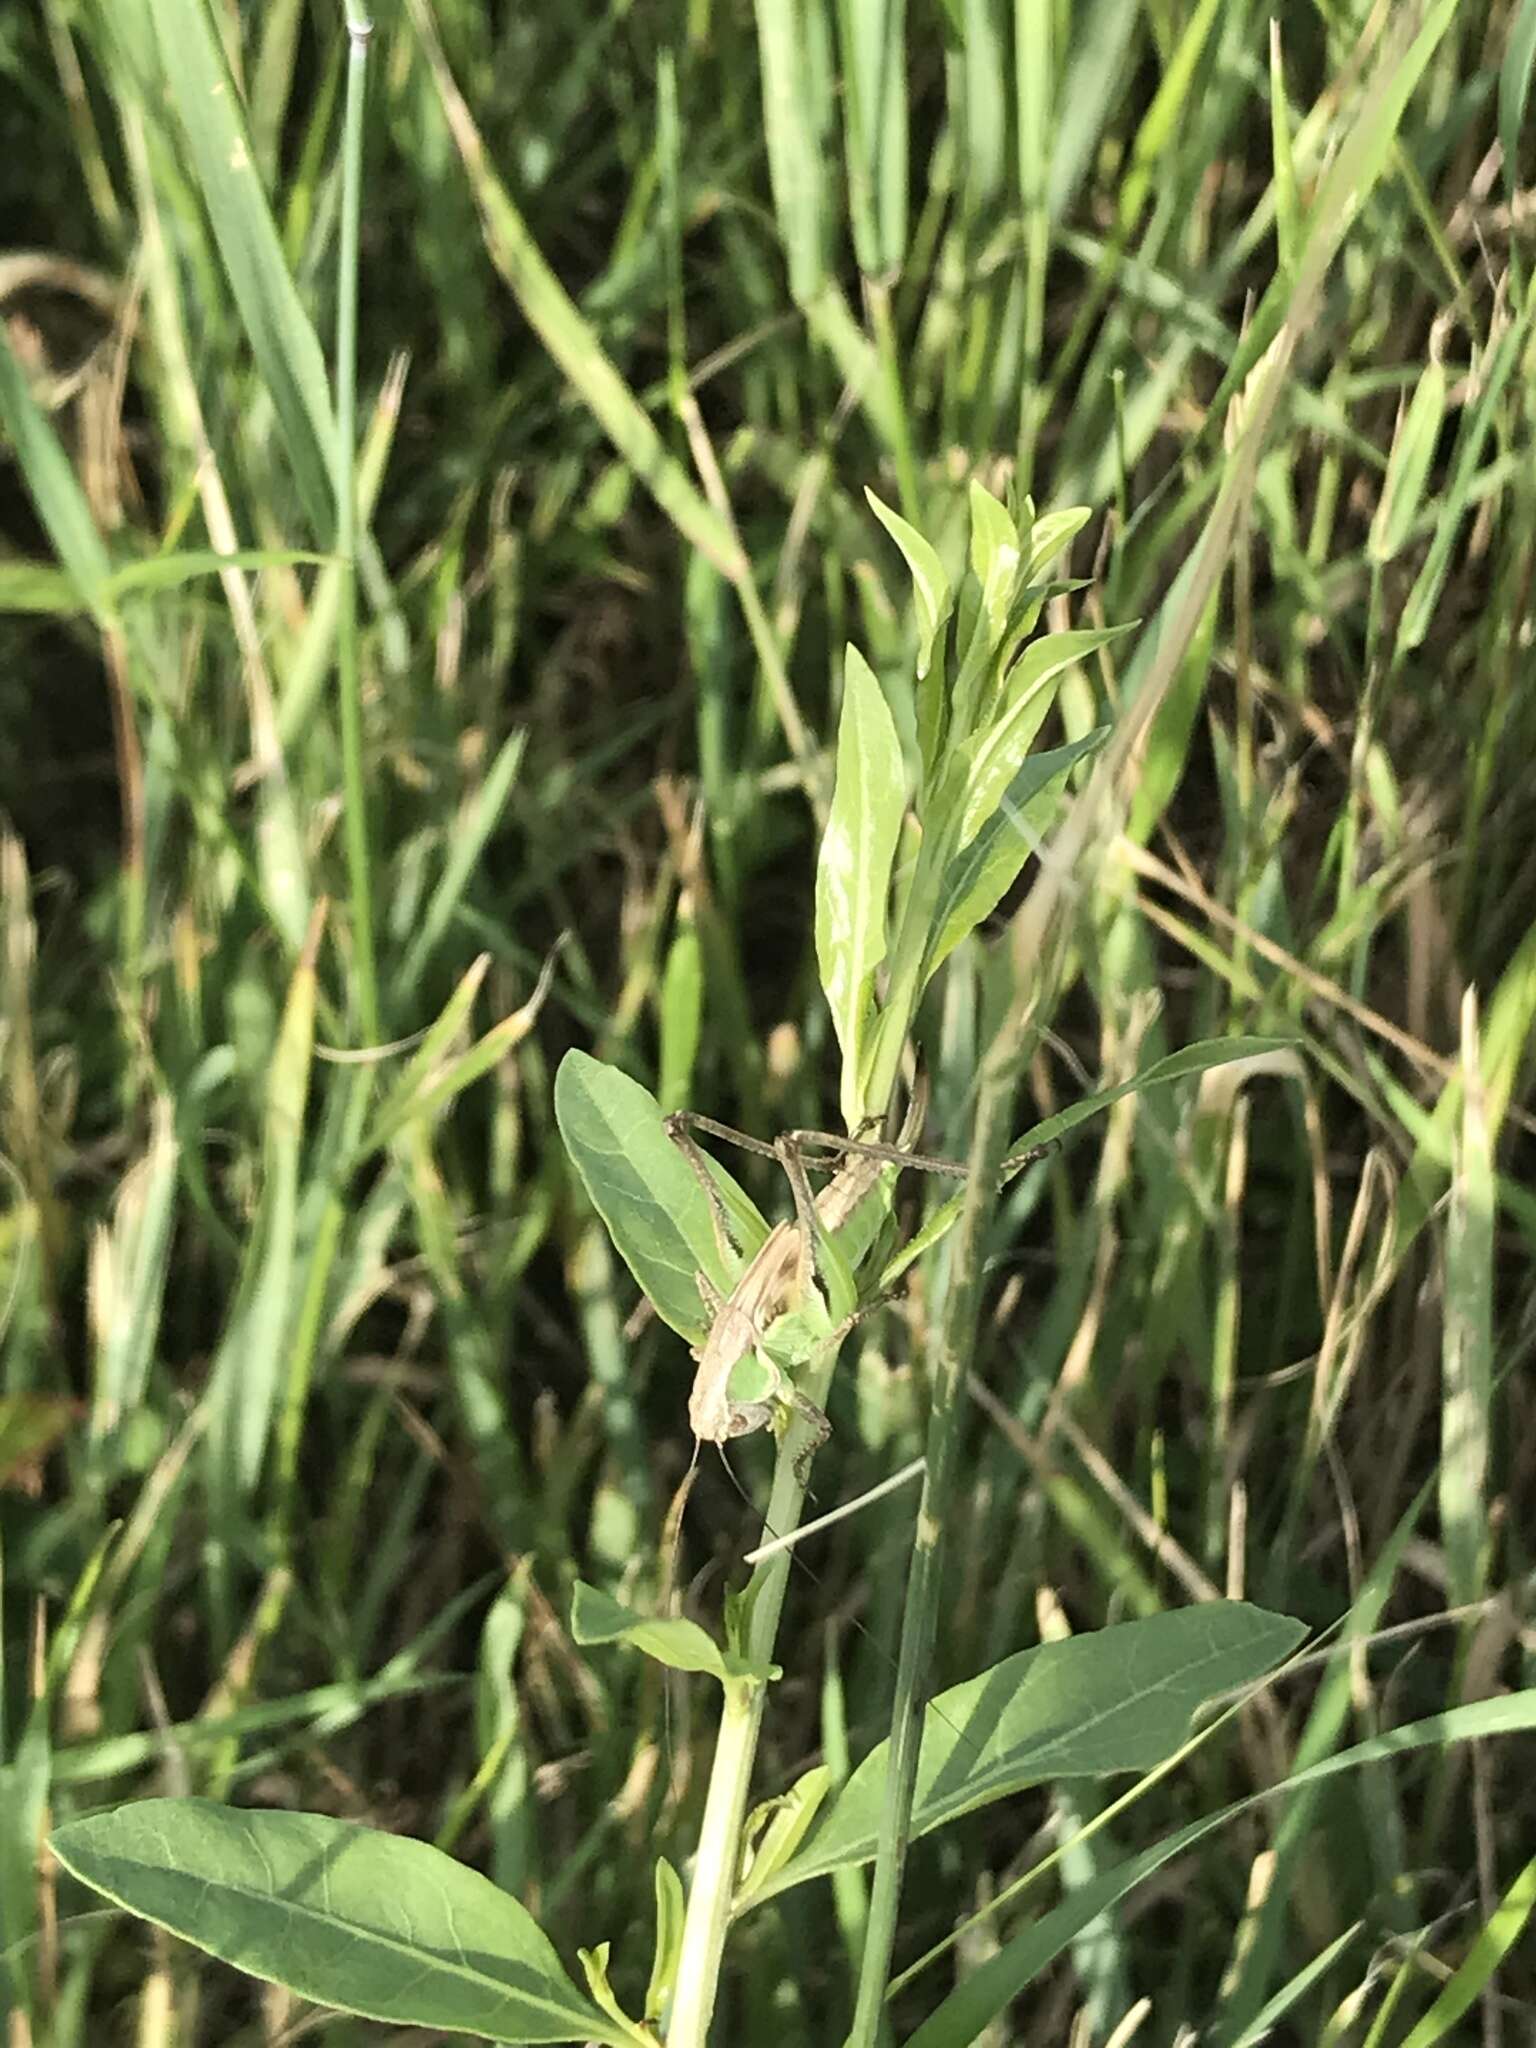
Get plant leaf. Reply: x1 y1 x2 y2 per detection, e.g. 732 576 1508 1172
962 625 1133 844
865 488 953 680
645 1859 686 2023
734 1767 833 1912
571 1582 729 1682
966 480 1019 635
815 645 907 1127
554 1051 765 1341
748 1604 1304 1904
926 729 1110 981
50 1800 623 2045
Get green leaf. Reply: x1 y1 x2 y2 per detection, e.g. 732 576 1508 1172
50 1800 621 2045
0 329 113 618
554 1052 764 1341
645 1859 686 2023
1022 505 1092 578
1269 22 1300 279
734 1767 833 1912
961 625 1133 843
749 1604 1304 1903
815 646 907 1126
571 1582 729 1682
865 488 953 680
576 1944 652 2046
364 942 559 1160
967 480 1020 636
926 729 1110 981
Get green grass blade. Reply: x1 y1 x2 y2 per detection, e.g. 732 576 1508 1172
148 0 338 540
397 729 527 992
404 0 745 582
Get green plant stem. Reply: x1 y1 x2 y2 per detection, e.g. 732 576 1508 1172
666 1351 839 2047
336 0 379 1045
844 1043 1019 2048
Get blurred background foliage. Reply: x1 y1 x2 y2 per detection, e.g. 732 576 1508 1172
0 0 1532 2040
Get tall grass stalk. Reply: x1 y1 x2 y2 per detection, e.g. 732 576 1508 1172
336 0 378 1045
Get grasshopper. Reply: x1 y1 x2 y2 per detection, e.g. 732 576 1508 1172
664 1085 1052 1472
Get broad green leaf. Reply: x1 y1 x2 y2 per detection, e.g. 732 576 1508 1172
881 1038 1299 1288
961 625 1133 844
901 1694 1536 2048
51 1800 620 2046
815 645 907 1127
749 1604 1304 1903
866 489 953 680
926 730 1110 982
571 1582 728 1682
554 1052 765 1341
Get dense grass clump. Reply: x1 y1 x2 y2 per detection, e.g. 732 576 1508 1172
1 1 1534 2043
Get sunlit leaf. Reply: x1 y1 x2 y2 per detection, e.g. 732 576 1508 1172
866 488 953 680
927 729 1110 981
51 1800 621 2045
555 1052 765 1341
815 645 907 1126
572 1582 729 1682
750 1605 1304 1903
